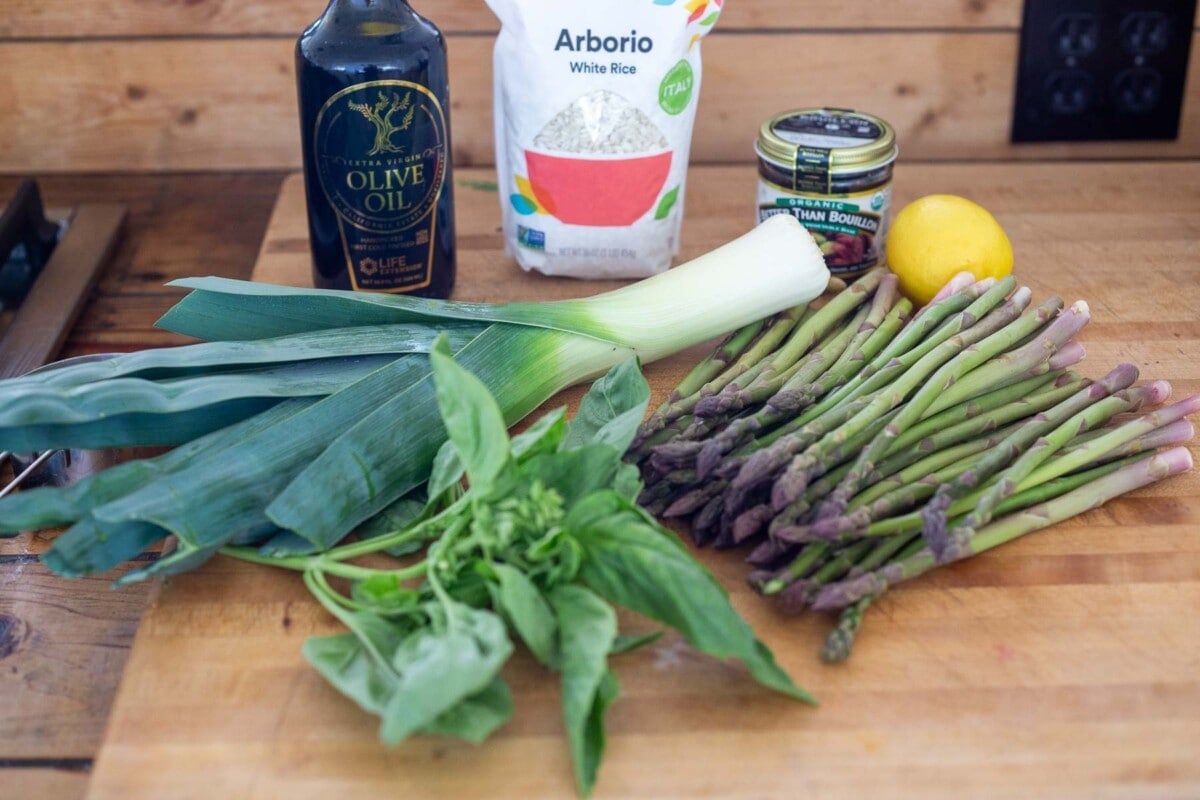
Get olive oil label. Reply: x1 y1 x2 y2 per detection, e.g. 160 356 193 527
313 80 448 292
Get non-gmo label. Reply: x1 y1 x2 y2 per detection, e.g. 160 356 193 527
517 225 546 251
658 60 694 115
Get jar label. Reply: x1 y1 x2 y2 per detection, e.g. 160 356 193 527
757 183 892 277
313 80 448 292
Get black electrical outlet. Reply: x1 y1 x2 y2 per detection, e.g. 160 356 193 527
1011 0 1196 143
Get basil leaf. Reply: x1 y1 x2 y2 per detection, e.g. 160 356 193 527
549 584 619 797
351 574 421 612
568 491 816 705
429 336 511 495
304 631 395 715
611 630 663 655
612 461 644 502
420 677 514 743
380 605 513 745
426 440 464 505
517 445 623 509
491 562 558 666
511 406 567 461
564 357 651 453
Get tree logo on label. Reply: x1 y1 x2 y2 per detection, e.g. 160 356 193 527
348 91 417 156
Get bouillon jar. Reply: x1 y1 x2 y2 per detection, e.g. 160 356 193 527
297 0 456 297
755 108 897 279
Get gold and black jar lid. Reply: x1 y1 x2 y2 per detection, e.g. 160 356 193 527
756 108 897 195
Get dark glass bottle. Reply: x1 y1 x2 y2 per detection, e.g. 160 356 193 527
297 0 456 297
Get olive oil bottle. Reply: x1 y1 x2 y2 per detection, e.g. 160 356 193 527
297 0 456 297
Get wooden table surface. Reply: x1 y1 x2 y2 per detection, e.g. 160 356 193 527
4 162 1200 799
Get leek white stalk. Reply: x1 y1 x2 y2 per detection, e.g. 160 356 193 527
571 214 831 361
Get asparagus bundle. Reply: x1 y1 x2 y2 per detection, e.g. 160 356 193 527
629 270 1196 661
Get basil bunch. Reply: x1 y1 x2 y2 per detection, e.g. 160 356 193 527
251 337 813 795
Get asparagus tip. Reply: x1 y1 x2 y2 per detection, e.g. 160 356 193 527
1048 340 1085 370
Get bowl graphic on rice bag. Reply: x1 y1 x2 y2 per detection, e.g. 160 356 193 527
524 147 673 226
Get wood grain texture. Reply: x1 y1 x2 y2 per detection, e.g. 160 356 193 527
1 31 1198 173
0 768 90 800
0 0 1030 38
0 173 282 799
87 163 1200 799
0 563 154 760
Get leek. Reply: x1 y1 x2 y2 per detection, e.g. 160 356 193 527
0 216 828 571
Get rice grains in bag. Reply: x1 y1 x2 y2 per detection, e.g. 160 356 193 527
485 0 722 278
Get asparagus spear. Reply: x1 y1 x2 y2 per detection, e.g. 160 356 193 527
813 295 1088 521
931 380 1171 560
769 285 1041 511
811 448 1194 611
648 305 813 429
821 596 873 663
631 317 765 450
695 296 912 480
918 363 1139 550
794 277 999 428
695 271 886 419
888 370 1082 455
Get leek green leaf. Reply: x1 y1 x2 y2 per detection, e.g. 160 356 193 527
92 354 438 550
0 399 314 533
160 278 618 344
18 324 483 389
113 540 223 587
40 518 169 578
0 398 279 452
0 356 396 435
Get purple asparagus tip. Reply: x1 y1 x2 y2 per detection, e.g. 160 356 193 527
663 487 712 518
1048 341 1085 370
695 439 731 480
1097 363 1139 394
746 537 795 568
771 467 809 511
920 485 955 558
774 580 816 615
732 504 774 544
810 568 893 611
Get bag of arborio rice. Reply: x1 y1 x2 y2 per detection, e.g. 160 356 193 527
484 0 722 278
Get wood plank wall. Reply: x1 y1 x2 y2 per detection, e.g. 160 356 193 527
0 0 1197 172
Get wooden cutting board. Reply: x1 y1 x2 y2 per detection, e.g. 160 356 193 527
88 164 1200 799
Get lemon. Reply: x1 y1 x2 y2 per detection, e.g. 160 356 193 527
885 194 1013 306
